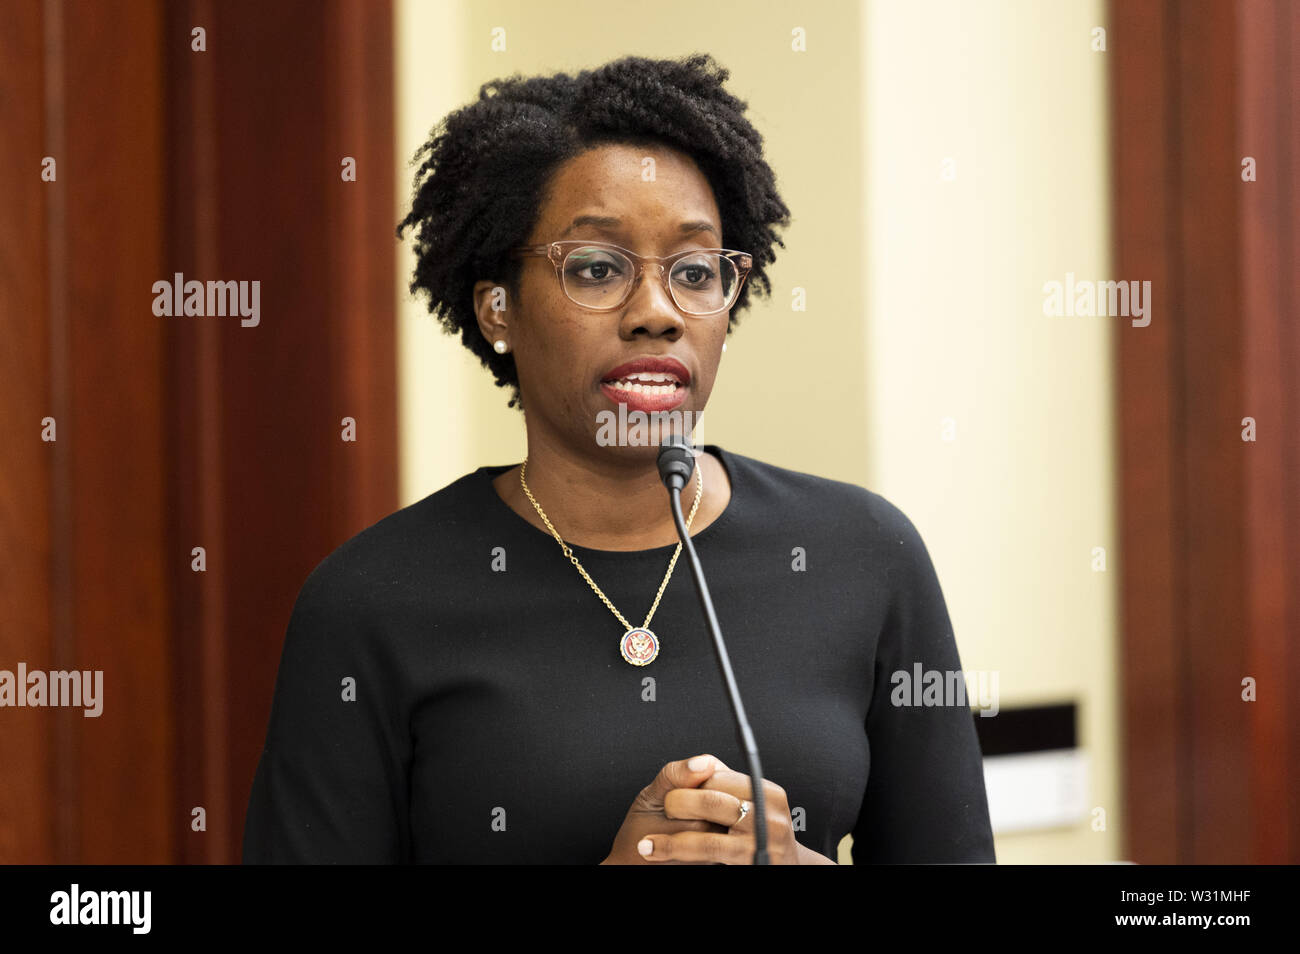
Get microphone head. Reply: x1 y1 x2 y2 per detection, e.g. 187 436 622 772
657 432 696 490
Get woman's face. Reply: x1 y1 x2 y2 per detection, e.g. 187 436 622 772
477 142 730 460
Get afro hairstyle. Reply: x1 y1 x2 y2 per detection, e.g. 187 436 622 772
396 52 792 410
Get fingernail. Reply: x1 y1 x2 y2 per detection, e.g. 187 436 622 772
637 838 654 857
687 756 710 771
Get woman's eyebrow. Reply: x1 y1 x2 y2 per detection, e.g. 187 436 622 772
562 214 623 235
677 220 720 239
561 214 720 240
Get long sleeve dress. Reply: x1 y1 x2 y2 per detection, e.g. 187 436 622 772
241 444 996 864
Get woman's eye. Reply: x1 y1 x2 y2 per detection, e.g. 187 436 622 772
672 260 716 286
567 253 624 282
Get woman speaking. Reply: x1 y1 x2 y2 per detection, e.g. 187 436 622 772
241 53 995 865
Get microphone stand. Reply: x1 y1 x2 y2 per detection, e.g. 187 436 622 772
660 440 769 865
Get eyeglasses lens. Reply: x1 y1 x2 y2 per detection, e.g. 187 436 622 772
561 246 738 315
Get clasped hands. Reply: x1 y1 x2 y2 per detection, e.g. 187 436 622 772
600 754 837 865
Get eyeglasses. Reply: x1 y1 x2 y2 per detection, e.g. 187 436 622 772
509 240 752 317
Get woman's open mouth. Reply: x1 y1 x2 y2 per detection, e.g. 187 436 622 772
599 372 688 413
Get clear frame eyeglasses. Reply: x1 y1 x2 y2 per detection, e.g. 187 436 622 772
509 240 753 317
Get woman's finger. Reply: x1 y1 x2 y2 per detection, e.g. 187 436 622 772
637 830 751 864
662 786 749 829
698 771 789 814
697 768 753 799
633 754 723 809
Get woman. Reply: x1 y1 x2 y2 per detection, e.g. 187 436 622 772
242 53 995 865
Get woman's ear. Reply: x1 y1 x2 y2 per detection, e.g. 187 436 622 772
473 279 511 350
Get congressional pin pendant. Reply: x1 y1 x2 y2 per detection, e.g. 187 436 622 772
519 455 702 672
620 628 660 666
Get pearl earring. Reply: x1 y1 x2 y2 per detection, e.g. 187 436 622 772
722 342 728 353
493 339 509 354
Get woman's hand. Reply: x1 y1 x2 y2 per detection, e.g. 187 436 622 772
600 755 730 864
639 755 838 865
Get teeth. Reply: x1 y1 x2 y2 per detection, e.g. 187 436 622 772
621 371 675 383
607 378 680 395
604 370 683 395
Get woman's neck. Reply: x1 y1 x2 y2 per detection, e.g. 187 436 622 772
491 439 731 551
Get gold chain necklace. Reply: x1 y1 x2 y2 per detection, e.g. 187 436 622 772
519 456 704 667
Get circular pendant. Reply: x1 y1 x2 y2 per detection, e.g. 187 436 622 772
620 627 659 666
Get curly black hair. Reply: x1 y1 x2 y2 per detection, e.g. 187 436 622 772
395 52 792 410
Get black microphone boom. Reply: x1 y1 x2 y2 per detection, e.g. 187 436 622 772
656 435 770 865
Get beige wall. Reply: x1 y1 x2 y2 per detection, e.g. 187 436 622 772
396 0 1119 864
862 0 1119 863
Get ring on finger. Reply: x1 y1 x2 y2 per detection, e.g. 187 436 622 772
732 798 750 827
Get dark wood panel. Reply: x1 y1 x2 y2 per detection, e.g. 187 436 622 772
1111 0 1182 864
2 0 395 864
1287 0 1300 866
0 0 56 865
1113 0 1300 864
1237 0 1293 867
1176 0 1252 865
326 0 399 534
164 0 398 862
163 0 229 865
0 0 174 865
61 0 174 863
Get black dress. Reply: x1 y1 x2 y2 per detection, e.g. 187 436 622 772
241 444 996 864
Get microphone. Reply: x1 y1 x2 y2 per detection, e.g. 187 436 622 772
657 434 770 865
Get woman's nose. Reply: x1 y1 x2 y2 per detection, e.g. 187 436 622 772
621 263 686 335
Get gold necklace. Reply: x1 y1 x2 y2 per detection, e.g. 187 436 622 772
519 456 704 667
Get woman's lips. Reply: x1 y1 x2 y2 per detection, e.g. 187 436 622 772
600 356 691 386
